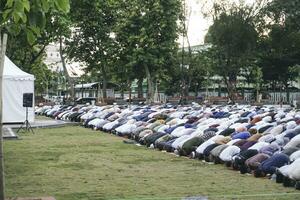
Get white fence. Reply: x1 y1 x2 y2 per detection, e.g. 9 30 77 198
115 92 167 103
197 91 300 104
266 92 300 104
75 89 115 98
113 91 300 104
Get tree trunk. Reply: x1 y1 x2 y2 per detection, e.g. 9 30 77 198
97 81 101 102
101 65 107 101
144 65 153 103
185 77 192 97
0 32 8 200
137 77 143 98
256 89 260 103
128 79 132 105
285 83 290 104
120 86 124 99
228 83 236 103
224 75 236 104
59 35 74 100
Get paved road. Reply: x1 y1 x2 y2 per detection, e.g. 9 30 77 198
2 119 79 139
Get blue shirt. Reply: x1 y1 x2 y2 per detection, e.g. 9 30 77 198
232 131 251 140
259 143 281 156
259 153 289 174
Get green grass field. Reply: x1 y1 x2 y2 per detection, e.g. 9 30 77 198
4 126 299 200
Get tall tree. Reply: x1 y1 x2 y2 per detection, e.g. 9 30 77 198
113 0 181 103
174 49 211 97
138 0 181 102
257 0 300 101
258 24 300 101
68 0 118 102
205 2 259 103
47 11 74 99
113 0 144 100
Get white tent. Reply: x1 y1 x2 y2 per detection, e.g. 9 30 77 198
2 56 35 123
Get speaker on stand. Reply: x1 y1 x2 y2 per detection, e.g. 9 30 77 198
17 93 34 133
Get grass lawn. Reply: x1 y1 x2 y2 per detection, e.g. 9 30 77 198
4 126 299 200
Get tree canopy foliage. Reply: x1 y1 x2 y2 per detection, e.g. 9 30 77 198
204 2 259 102
258 0 300 90
1 0 70 44
67 0 181 102
1 0 70 95
201 0 300 102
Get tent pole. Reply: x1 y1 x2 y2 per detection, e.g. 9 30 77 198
0 32 8 200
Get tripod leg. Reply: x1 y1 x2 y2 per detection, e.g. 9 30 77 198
29 124 34 134
17 123 25 133
27 121 35 134
25 120 28 132
26 120 30 132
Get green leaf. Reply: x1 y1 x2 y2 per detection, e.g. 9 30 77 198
54 0 70 12
30 25 41 36
2 9 12 20
26 29 36 45
17 11 27 23
41 0 50 12
36 11 46 29
23 0 30 12
6 24 21 35
28 11 37 26
28 11 46 29
5 0 14 8
15 0 24 13
12 11 20 23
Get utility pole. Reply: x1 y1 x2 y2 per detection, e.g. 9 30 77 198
0 32 8 200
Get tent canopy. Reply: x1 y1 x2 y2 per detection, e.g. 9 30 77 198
2 56 35 123
3 56 34 80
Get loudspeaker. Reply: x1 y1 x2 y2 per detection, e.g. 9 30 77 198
23 93 33 107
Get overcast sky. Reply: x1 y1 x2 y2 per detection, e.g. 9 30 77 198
181 0 257 46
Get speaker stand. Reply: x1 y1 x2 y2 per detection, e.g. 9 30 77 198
17 107 34 134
